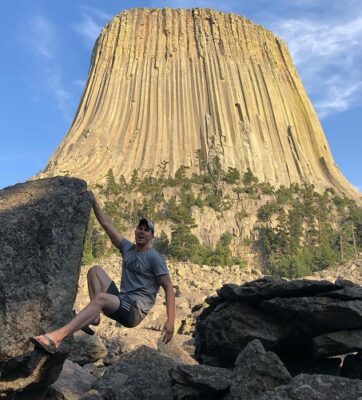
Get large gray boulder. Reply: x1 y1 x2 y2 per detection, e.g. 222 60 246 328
195 301 295 367
68 332 107 366
0 177 93 398
218 278 341 306
196 278 362 368
261 297 362 335
312 329 362 357
226 339 292 400
94 346 180 400
170 364 233 399
45 359 95 400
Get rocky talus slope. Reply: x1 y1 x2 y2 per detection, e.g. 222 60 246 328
47 256 362 399
41 8 358 200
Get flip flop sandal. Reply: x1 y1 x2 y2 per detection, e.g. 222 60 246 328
30 334 57 354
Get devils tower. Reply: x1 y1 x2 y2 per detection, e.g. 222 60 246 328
42 8 358 198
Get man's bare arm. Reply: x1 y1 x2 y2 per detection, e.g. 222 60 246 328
158 274 175 344
91 194 124 248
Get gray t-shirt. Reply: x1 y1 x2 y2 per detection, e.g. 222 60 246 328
119 238 169 314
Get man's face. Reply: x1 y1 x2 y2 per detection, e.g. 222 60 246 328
135 223 153 247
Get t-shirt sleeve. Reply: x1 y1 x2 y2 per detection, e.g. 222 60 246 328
119 238 133 255
151 251 169 276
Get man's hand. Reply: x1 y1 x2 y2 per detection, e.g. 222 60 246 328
161 319 174 344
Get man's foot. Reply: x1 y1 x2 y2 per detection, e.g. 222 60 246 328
30 334 61 355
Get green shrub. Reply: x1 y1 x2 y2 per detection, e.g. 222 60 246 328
153 230 169 256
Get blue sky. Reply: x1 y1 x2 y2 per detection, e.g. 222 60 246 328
1 0 361 191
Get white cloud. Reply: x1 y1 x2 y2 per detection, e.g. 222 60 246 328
314 78 362 118
45 68 73 121
75 6 112 46
20 15 73 121
74 79 86 87
23 15 55 59
270 15 362 119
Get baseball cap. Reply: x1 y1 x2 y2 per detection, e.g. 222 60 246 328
137 218 155 234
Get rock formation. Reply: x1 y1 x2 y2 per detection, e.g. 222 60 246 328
37 258 362 399
40 8 359 200
195 277 362 372
0 177 93 398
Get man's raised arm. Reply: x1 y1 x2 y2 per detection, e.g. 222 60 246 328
91 193 124 248
158 275 175 344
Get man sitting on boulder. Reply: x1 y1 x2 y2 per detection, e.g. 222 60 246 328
30 192 175 353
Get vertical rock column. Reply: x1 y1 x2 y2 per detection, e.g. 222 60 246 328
42 8 358 199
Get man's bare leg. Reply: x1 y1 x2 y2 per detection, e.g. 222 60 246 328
86 265 113 325
32 292 120 350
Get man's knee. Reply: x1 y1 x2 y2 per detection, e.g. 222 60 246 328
87 265 103 279
92 292 109 307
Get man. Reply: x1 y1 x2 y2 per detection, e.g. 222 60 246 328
30 193 175 354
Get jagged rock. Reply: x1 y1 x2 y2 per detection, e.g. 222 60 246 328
195 277 362 372
218 278 341 305
94 346 179 399
226 339 291 400
45 360 95 400
0 177 93 397
40 8 358 203
312 329 362 357
170 364 233 399
341 352 362 379
68 332 107 366
256 373 362 400
261 297 362 336
195 302 294 367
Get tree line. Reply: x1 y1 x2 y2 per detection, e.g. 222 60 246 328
82 153 362 277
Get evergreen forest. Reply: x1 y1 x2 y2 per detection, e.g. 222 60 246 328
82 153 362 279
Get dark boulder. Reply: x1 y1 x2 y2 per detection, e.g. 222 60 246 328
170 364 233 399
195 302 294 367
218 278 341 306
261 297 362 336
0 177 93 398
312 329 362 357
195 277 362 373
94 346 180 400
226 339 292 400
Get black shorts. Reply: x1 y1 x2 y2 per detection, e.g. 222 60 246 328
105 281 144 328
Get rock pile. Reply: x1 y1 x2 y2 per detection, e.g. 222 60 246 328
48 258 361 399
195 276 362 377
